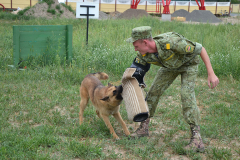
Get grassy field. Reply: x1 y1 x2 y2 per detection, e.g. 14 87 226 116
0 11 240 159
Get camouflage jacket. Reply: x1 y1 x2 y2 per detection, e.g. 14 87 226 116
135 32 202 69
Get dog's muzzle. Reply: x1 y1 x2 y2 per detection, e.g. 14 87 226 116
116 85 123 100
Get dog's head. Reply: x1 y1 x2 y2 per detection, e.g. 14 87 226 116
100 83 123 106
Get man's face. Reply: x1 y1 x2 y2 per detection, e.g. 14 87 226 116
133 39 149 55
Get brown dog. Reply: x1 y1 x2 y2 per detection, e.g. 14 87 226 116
79 72 130 139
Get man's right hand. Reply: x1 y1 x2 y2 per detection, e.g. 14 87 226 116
132 68 146 88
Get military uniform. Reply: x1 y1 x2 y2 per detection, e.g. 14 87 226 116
127 26 205 152
128 27 202 126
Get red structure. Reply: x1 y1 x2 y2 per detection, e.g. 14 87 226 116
0 3 5 11
131 0 141 9
195 0 206 10
162 0 171 14
131 0 206 13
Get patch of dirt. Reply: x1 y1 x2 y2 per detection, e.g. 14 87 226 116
219 16 240 24
109 11 122 19
23 0 76 19
117 8 149 19
8 111 41 128
163 153 190 160
8 111 28 127
102 142 128 158
99 11 111 20
206 137 240 158
48 106 70 118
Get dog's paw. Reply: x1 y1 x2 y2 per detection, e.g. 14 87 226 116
113 136 120 140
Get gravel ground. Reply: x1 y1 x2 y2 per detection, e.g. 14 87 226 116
99 11 111 20
186 10 222 23
171 9 222 23
170 9 240 25
117 8 149 19
171 9 190 18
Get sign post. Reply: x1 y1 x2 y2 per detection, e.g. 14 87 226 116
76 2 99 45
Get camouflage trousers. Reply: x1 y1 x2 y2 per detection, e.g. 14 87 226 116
146 64 200 126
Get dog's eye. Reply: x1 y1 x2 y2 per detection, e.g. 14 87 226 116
113 90 117 95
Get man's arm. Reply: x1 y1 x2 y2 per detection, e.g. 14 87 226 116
200 47 219 89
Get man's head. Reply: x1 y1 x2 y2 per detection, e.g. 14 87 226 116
127 26 155 55
126 26 152 43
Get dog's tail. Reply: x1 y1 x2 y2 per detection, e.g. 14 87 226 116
91 72 109 80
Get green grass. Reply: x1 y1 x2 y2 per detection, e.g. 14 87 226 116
0 11 240 159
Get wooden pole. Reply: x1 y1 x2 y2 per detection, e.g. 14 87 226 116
99 0 101 11
156 0 157 13
160 3 161 14
174 1 176 12
215 2 217 15
145 1 147 11
229 2 231 16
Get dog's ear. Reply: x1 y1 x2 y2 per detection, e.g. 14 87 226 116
108 83 113 87
100 96 110 102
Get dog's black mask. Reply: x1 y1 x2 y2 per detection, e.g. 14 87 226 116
114 85 123 100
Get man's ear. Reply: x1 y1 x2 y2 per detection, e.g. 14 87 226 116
100 96 110 102
108 83 113 87
143 39 148 46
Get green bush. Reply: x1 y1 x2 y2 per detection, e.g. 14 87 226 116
61 3 75 14
42 0 54 6
47 9 56 15
17 6 31 16
56 4 61 10
0 10 31 20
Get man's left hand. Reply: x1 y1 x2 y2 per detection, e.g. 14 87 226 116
208 74 219 89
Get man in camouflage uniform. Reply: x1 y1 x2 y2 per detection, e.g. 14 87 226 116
126 26 219 152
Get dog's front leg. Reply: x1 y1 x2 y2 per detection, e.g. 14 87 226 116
113 112 130 136
79 98 88 125
101 114 119 139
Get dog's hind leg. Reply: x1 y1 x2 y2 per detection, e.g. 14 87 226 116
101 114 119 139
113 112 130 136
79 87 89 125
